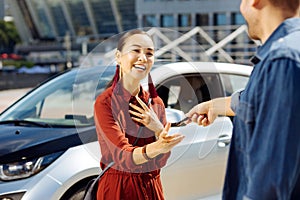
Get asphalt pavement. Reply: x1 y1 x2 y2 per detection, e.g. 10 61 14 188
0 88 31 113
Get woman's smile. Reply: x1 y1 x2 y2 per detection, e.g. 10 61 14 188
133 64 146 71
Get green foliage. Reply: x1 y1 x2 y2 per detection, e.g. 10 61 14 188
0 20 21 53
2 60 34 68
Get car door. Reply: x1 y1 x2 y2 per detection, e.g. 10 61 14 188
156 73 234 200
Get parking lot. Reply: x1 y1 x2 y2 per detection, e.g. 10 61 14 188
0 88 31 112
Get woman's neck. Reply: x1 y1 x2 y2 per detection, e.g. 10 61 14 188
121 79 140 96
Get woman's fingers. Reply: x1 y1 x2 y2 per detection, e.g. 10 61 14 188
130 111 150 126
162 134 184 142
164 122 171 132
129 103 144 113
135 96 150 111
129 109 144 118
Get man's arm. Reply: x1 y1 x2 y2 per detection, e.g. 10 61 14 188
185 96 235 126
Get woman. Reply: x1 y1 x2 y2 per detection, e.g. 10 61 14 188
94 29 184 200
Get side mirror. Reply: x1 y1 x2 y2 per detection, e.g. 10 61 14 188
165 108 186 125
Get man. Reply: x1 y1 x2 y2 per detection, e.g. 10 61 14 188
186 0 300 199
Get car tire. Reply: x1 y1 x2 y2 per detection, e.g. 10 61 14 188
68 187 85 200
60 178 93 200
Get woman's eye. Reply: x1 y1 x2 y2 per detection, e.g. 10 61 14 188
147 52 153 56
132 49 140 53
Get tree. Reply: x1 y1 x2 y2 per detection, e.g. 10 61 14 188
0 20 21 53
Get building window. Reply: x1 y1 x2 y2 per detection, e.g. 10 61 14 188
31 0 55 39
143 15 157 27
231 13 245 25
196 13 209 26
178 14 191 27
46 0 69 37
161 14 174 27
118 0 137 31
65 0 92 36
214 13 227 25
90 0 117 35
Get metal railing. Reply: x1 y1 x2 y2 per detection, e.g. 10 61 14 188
104 25 257 65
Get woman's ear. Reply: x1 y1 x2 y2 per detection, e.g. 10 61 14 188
252 0 264 8
115 50 121 64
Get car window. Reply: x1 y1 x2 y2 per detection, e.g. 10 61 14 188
156 73 223 113
220 74 249 96
0 66 115 127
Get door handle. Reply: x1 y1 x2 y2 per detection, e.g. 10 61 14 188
217 134 231 148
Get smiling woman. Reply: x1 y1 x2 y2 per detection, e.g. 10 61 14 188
93 29 184 200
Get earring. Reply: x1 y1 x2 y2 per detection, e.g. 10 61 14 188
148 73 158 98
112 65 120 89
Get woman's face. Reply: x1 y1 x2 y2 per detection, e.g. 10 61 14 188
116 34 155 82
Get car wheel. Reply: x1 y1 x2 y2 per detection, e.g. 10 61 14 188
60 178 93 200
68 187 85 200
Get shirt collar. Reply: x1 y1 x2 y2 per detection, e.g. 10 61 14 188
113 82 146 102
251 18 300 65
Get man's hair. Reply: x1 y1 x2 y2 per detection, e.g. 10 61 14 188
269 0 300 12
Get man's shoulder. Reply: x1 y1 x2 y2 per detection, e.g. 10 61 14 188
269 30 300 62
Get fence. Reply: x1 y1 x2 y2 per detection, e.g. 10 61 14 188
103 25 258 65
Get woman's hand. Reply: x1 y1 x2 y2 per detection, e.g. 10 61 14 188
129 96 164 135
153 122 185 154
133 123 185 165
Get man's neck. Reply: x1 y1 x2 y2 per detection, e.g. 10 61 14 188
259 7 299 44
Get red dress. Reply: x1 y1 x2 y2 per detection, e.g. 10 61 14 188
94 83 170 200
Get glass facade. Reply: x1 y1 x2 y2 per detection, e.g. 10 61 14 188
161 14 174 27
196 13 209 26
14 0 136 41
31 0 55 39
178 14 191 27
65 0 92 36
90 0 117 35
118 0 136 31
46 0 69 37
143 15 157 27
214 13 227 26
231 13 245 25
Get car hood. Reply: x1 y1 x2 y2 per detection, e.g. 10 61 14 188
0 125 97 164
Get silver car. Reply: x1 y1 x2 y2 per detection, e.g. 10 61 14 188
0 62 252 200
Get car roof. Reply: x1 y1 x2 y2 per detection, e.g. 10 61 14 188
149 61 253 85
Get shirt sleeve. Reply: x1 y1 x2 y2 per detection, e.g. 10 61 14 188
246 58 300 199
230 88 244 113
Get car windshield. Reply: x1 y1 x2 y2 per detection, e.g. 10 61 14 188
0 66 115 127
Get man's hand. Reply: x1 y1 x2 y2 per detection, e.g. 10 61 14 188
185 101 217 126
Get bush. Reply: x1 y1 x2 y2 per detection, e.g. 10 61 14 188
2 60 35 68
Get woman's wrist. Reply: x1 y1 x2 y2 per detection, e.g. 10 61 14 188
142 145 152 161
145 142 161 159
154 124 164 138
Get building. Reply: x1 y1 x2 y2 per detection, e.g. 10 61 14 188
7 0 254 65
0 0 4 20
7 0 136 45
136 0 244 28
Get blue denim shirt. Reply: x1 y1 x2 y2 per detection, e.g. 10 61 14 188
223 18 300 200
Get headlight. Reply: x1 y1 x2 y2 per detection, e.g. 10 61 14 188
0 151 64 181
